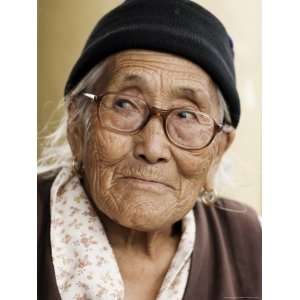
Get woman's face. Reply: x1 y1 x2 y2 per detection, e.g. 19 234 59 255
68 50 234 231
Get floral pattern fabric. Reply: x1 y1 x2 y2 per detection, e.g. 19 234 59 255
50 167 196 300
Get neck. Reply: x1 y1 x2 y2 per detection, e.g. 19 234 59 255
98 211 181 259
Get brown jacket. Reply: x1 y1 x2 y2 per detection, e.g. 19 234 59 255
38 173 261 300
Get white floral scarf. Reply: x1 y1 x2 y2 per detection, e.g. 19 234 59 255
50 167 196 300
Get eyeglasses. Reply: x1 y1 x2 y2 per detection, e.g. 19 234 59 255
80 92 231 150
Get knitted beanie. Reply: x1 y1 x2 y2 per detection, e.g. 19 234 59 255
64 0 241 127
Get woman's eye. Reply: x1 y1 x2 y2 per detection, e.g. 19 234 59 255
177 111 196 120
114 98 133 109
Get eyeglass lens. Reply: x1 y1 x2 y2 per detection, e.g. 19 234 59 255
98 93 215 149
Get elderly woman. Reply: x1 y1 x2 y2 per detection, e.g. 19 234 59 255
38 1 261 299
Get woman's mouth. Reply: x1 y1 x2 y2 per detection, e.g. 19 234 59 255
119 176 175 192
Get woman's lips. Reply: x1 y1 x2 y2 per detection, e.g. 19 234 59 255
119 176 174 192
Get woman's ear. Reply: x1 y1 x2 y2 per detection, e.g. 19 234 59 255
222 126 236 153
204 127 236 191
67 100 84 162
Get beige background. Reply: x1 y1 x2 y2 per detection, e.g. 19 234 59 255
38 0 261 214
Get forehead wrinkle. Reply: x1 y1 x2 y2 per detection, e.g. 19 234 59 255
119 61 209 79
112 52 208 76
108 65 160 92
112 50 213 80
112 63 161 74
114 49 204 70
114 51 182 66
111 53 212 86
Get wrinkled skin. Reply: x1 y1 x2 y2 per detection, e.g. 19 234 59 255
67 50 235 299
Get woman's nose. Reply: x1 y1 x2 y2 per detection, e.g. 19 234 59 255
133 117 171 164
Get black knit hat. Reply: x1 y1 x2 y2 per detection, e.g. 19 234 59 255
64 0 241 127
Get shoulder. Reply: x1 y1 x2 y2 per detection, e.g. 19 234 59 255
37 168 60 241
37 169 62 300
37 168 61 199
37 169 60 212
195 198 261 287
214 197 261 234
37 167 61 185
194 197 261 249
191 199 261 296
196 197 260 222
214 197 260 221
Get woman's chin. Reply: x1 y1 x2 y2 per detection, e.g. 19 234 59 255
93 185 183 231
117 214 170 232
109 197 176 231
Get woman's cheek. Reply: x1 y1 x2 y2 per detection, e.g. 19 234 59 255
101 131 131 161
173 147 213 179
88 126 133 163
81 106 133 163
83 128 133 205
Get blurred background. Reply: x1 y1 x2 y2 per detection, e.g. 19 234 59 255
38 0 261 214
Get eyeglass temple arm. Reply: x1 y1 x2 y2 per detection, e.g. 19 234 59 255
82 92 98 102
